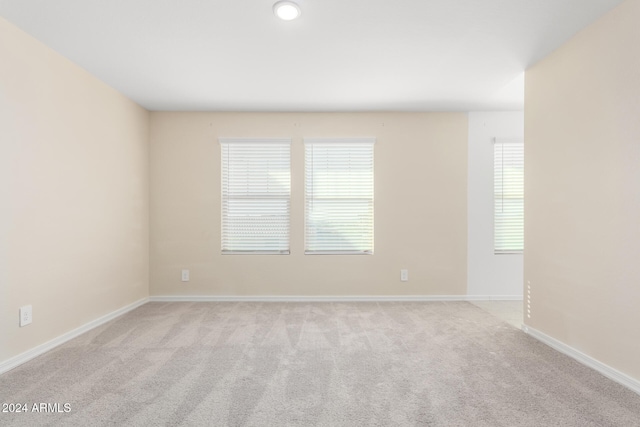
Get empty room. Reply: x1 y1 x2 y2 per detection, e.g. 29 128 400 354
1 0 639 425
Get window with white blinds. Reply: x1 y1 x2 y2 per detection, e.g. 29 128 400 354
494 138 524 254
304 138 374 255
220 138 291 254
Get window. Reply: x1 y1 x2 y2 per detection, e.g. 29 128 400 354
220 138 290 254
494 138 524 254
304 138 375 254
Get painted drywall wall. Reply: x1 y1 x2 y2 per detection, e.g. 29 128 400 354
524 0 640 381
467 112 524 298
150 112 467 297
0 17 149 364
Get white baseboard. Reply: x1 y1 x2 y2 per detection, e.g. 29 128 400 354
523 325 640 396
466 295 523 301
0 297 149 375
150 295 523 302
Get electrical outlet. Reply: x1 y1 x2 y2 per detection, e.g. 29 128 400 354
181 269 190 282
19 305 32 327
400 269 409 282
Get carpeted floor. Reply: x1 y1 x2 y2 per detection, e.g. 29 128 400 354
1 301 639 426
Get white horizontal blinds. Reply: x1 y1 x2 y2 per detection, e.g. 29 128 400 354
220 138 291 254
305 138 375 254
494 138 524 254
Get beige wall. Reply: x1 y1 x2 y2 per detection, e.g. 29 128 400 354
0 17 149 363
150 112 467 297
524 0 640 381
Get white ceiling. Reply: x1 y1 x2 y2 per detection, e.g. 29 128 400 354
0 0 624 111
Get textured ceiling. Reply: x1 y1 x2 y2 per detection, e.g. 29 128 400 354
0 0 625 111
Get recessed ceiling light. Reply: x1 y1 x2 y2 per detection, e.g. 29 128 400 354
273 1 301 21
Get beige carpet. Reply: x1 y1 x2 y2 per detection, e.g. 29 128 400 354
1 301 639 426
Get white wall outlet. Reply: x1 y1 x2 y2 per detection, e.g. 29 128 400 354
400 269 409 282
181 269 190 282
19 305 32 327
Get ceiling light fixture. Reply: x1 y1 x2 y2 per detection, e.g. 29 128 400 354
273 1 301 21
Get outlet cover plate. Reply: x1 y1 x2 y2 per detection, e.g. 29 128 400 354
19 305 32 327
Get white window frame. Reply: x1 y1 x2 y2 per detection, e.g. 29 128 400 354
304 137 375 255
220 137 291 255
493 137 524 255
